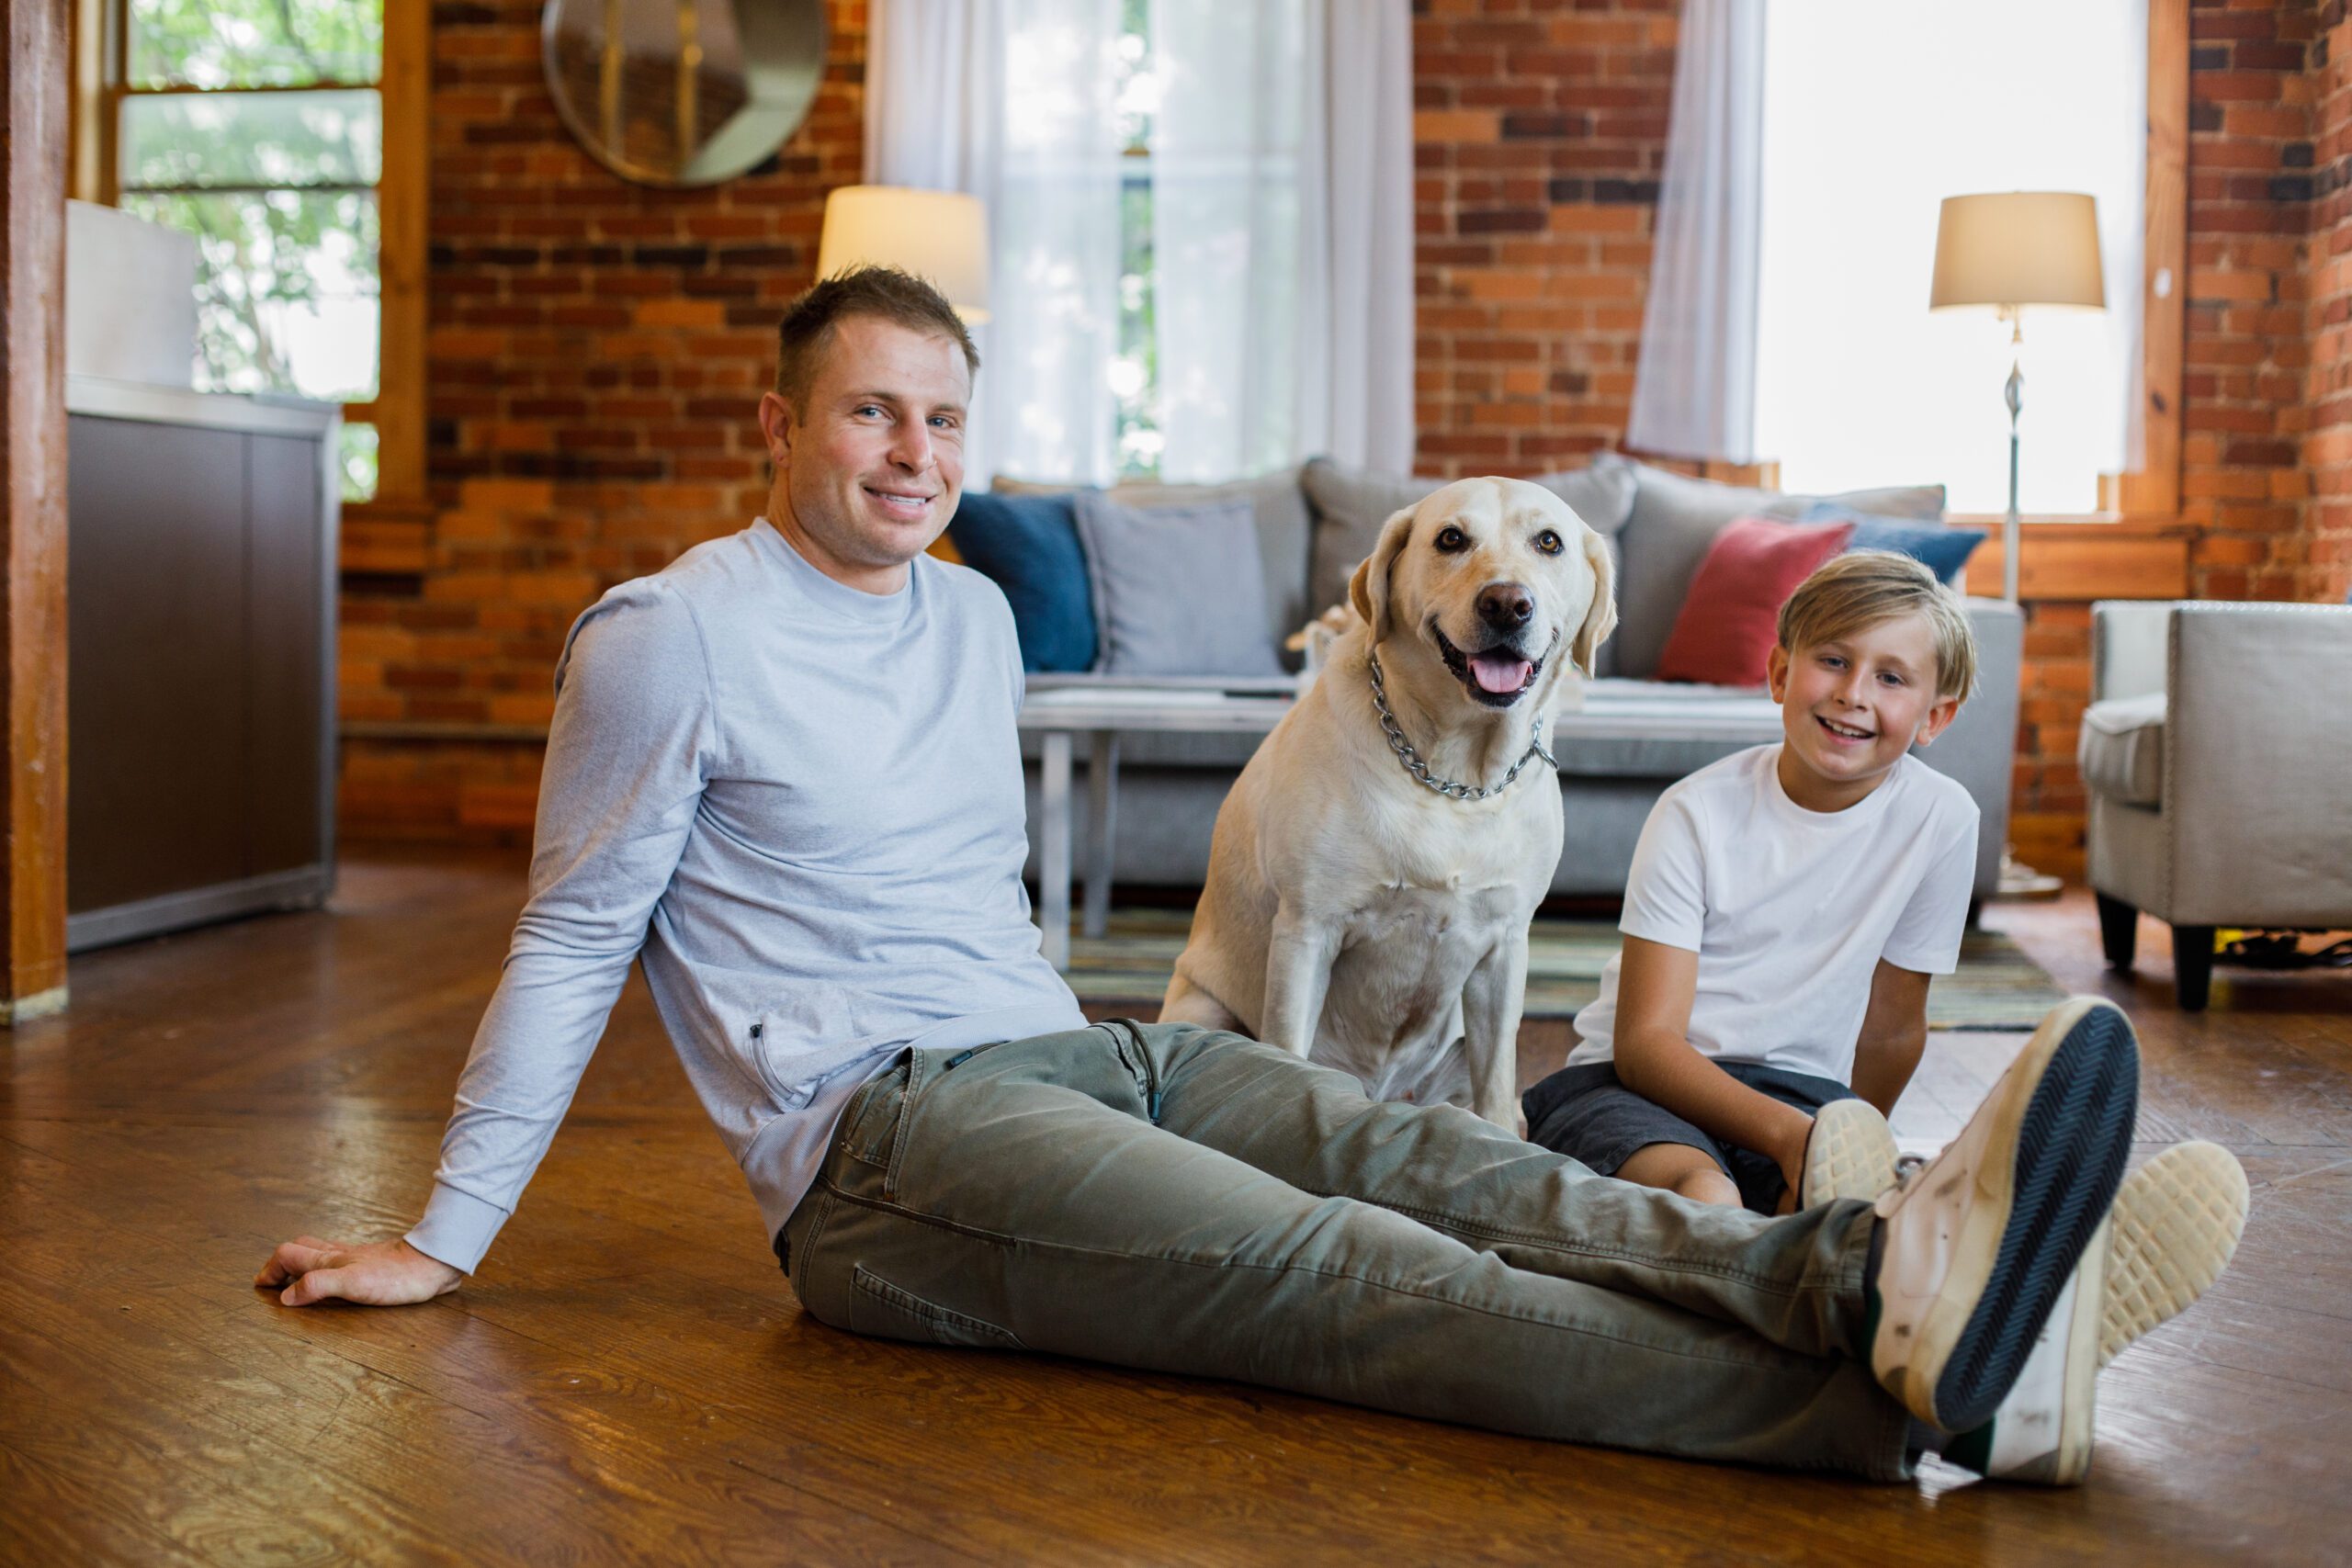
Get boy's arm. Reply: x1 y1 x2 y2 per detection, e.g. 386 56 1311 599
1849 958 1933 1117
1612 936 1815 1195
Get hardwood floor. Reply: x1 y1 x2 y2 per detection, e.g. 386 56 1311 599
5 849 2346 1564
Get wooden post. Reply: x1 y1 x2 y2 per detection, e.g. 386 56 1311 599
1 0 72 1024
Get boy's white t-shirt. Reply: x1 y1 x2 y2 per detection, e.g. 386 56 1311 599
1565 744 1979 1084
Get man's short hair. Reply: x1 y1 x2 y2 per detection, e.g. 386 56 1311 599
773 265 980 411
1777 549 1978 702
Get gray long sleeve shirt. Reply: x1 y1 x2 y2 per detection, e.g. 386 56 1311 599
405 519 1087 1273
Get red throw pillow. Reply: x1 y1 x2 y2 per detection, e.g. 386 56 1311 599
1653 513 1857 686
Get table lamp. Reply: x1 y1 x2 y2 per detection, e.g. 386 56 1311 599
1928 190 2107 602
815 186 992 324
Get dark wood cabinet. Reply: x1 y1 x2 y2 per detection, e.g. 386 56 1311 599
65 378 338 951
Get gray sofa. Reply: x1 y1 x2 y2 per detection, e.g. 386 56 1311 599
1010 453 2022 903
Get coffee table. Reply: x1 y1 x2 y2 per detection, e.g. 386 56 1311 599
1017 677 1296 970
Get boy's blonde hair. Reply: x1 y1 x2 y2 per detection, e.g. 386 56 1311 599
1776 549 1977 701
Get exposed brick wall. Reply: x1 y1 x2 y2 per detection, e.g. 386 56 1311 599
348 0 2335 855
2308 0 2352 603
2180 0 2319 603
340 0 866 840
1409 0 1677 480
2004 0 2326 871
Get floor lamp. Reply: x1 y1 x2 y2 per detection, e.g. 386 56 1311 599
1929 191 2107 898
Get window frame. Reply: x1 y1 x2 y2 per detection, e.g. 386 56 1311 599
1944 0 2187 529
1755 0 2185 528
68 0 427 512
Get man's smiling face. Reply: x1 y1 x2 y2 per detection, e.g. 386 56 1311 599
758 313 970 595
1767 608 1959 811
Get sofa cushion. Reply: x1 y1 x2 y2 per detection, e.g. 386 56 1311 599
1654 514 1856 686
1072 491 1286 678
1802 501 1986 585
1590 453 1946 680
945 491 1097 672
993 466 1312 656
2079 692 2166 807
1298 457 1639 669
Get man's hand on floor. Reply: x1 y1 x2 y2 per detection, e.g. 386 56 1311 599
255 1235 463 1306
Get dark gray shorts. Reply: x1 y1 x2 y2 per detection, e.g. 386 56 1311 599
1521 1059 1860 1215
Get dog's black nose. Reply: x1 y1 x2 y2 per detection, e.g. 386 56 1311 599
1477 582 1534 629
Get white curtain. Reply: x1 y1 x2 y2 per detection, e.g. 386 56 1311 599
1751 0 2146 509
1150 0 1414 479
1624 0 1765 464
866 0 1125 487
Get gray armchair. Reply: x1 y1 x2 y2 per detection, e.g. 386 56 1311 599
2081 600 2352 1008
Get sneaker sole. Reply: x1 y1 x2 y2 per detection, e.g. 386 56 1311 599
1952 1143 2247 1484
1921 997 2141 1433
1801 1098 1898 1209
2102 1139 2249 1366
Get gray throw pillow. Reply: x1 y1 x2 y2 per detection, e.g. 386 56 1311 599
1071 491 1286 678
1592 452 1948 680
993 466 1311 654
1299 456 1640 673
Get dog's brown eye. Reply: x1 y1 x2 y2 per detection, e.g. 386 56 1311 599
1534 529 1563 555
1434 526 1468 552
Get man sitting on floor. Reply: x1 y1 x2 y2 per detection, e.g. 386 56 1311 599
260 266 2200 1483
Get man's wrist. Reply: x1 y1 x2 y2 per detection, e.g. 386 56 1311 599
398 1238 465 1282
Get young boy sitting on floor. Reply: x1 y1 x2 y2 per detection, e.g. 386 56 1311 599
1521 548 2250 1482
1521 549 1976 1213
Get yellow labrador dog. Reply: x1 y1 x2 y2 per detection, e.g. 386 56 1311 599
1161 478 1616 1129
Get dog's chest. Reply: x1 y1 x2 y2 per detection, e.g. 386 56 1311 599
1330 883 1518 1009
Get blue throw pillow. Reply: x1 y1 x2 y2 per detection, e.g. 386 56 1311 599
946 491 1098 672
1802 502 1986 585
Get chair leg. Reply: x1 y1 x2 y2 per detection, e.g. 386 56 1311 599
2096 892 2138 971
2172 923 2216 1010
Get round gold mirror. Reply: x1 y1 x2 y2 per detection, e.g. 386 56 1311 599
542 0 828 187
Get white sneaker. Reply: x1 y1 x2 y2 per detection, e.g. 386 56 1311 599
1868 997 2142 1433
1939 1141 2250 1484
1800 1098 1899 1209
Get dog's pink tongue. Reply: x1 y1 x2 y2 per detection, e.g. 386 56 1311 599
1470 653 1532 694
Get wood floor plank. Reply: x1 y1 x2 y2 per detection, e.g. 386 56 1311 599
0 1441 219 1568
0 1225 970 1567
6 855 2346 1563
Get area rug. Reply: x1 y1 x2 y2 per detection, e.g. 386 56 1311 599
1057 908 2066 1031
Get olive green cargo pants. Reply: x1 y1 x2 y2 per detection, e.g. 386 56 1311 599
780 1021 1912 1479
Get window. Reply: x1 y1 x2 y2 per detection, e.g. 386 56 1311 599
98 0 390 502
1111 0 1162 479
1753 1 2146 515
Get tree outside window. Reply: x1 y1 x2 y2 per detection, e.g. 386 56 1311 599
113 0 385 501
1112 0 1161 479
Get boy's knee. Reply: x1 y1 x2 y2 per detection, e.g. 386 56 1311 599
1615 1141 1741 1206
1674 1168 1743 1207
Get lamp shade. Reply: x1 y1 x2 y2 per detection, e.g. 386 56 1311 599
815 186 991 324
1928 191 2105 311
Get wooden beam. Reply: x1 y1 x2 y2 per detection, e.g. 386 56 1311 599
65 0 108 204
372 0 429 507
1970 525 2192 602
1 0 72 1023
2118 0 2186 519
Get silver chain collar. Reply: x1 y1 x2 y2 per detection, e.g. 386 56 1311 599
1366 646 1558 801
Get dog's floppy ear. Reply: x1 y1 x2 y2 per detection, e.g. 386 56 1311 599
1569 528 1619 678
1347 504 1419 645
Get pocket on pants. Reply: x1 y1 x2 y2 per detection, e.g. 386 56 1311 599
849 1266 1024 1350
841 1066 910 1168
